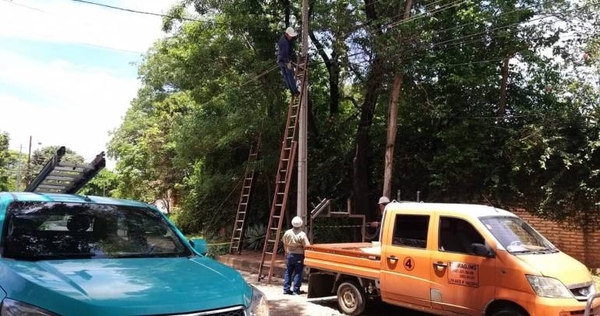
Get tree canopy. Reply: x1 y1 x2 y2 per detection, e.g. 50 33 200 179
101 0 600 233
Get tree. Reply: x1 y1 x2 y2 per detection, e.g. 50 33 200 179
107 0 600 236
0 132 10 191
78 169 120 197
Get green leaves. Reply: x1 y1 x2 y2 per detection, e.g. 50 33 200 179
105 0 600 234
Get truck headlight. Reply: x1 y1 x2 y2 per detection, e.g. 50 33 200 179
1 298 57 316
247 286 269 316
526 275 573 299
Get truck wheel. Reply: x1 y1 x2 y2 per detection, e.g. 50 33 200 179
337 281 366 315
490 306 527 316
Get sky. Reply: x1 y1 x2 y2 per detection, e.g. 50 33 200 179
0 0 180 169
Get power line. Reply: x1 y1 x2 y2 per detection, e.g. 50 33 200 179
70 0 202 22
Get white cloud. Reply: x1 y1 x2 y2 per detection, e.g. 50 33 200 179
0 0 178 53
0 50 139 166
0 0 180 169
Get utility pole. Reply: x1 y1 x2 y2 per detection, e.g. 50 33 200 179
26 135 32 185
15 145 23 191
297 0 309 224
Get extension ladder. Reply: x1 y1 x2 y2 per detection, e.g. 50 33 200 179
257 56 308 284
229 141 261 254
25 146 106 194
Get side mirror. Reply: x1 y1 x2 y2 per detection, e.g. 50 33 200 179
189 238 208 256
471 243 495 258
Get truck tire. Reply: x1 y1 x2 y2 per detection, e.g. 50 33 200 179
337 280 366 315
490 306 527 316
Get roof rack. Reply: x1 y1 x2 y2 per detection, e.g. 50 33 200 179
24 146 106 194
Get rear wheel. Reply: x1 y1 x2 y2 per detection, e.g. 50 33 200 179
337 280 366 315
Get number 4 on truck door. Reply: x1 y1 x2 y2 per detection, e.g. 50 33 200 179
380 213 434 310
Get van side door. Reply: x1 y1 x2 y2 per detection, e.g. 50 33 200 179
380 212 434 310
430 216 496 315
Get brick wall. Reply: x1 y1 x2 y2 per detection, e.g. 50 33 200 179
511 209 600 269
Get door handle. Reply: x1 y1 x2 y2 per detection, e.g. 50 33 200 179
387 255 398 262
433 261 447 268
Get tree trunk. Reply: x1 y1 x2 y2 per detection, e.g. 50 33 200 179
353 57 385 218
382 0 413 199
383 75 403 198
352 0 387 218
309 27 340 114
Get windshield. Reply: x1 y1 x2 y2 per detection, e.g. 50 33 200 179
2 201 191 260
480 216 557 254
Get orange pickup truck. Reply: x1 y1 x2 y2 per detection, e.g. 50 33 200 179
304 202 600 316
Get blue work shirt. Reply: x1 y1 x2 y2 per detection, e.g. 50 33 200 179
277 34 295 63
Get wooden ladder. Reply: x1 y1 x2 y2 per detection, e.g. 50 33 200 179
257 56 308 284
229 141 261 254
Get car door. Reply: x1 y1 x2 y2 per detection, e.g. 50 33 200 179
430 216 496 315
380 212 434 309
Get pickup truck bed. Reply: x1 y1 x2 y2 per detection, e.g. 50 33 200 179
304 242 381 280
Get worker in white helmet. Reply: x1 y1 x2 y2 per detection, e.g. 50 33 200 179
370 196 390 242
282 216 310 295
276 26 300 96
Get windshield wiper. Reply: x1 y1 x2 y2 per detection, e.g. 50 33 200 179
511 248 558 254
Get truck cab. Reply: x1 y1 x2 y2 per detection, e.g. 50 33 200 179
305 202 600 316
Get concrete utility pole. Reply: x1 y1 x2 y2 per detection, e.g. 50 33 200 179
297 0 309 224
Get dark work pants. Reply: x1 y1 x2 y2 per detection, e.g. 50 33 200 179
283 253 304 293
278 62 299 94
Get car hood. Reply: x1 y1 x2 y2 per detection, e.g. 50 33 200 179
516 251 593 287
0 256 251 316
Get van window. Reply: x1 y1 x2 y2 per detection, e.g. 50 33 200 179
392 215 429 248
438 217 485 255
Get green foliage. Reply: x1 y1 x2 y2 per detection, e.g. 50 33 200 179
0 132 10 191
78 169 120 197
312 217 365 244
243 223 266 252
107 0 600 236
205 242 230 259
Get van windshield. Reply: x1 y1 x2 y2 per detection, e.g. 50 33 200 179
480 216 558 254
2 201 191 260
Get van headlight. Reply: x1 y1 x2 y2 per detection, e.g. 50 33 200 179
1 298 57 316
247 286 269 316
526 275 573 298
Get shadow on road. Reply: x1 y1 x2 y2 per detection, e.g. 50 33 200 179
266 296 432 316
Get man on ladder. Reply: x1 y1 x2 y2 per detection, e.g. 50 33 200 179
276 27 300 96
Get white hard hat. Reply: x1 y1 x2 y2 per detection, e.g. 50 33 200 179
285 27 298 37
291 216 303 227
378 196 390 205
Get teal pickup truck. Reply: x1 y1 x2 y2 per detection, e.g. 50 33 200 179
0 192 269 316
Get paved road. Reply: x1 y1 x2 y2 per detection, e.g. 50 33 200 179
239 271 432 316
